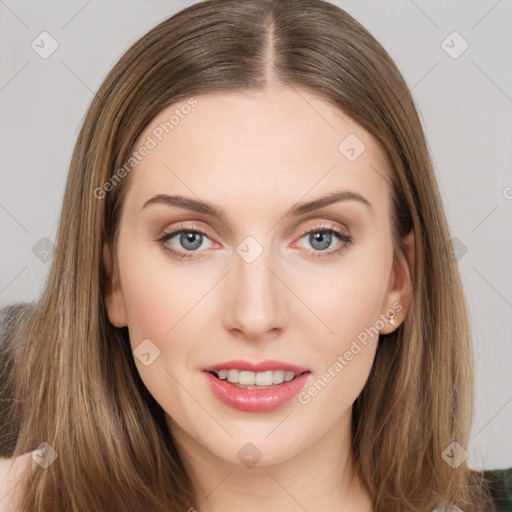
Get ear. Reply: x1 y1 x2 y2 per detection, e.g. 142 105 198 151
103 242 128 328
379 230 415 334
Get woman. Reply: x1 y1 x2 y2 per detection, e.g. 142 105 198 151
0 0 507 510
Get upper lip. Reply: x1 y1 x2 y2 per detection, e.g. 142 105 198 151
202 359 311 374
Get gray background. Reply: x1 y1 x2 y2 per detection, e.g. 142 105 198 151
0 0 511 470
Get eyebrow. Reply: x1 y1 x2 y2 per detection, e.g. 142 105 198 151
141 190 373 219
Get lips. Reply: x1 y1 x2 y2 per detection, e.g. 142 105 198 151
201 359 312 412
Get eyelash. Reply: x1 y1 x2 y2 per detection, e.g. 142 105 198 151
155 222 353 260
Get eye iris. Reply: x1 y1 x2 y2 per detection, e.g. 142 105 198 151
180 231 202 250
310 231 332 251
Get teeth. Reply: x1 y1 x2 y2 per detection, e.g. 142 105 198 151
215 369 299 385
284 371 296 382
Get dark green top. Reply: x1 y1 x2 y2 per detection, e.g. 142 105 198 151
482 467 512 511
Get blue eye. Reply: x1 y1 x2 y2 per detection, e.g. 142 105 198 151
304 230 336 251
171 231 204 251
156 228 213 260
294 224 353 258
156 223 352 260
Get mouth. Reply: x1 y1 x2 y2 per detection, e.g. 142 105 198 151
206 369 310 389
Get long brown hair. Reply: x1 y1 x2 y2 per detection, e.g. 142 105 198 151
5 0 493 510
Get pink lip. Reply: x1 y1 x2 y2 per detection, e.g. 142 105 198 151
203 370 311 413
201 359 311 374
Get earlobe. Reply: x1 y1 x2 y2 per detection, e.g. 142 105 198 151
379 230 415 334
102 242 128 328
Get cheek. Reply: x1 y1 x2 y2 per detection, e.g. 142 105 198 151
293 246 392 409
116 253 203 416
296 283 382 418
118 243 205 346
296 244 392 348
116 245 213 394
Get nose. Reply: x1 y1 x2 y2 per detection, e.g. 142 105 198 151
222 242 288 341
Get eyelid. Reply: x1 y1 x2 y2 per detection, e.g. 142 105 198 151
158 220 217 242
296 220 350 237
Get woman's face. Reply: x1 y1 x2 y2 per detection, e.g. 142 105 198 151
103 86 412 468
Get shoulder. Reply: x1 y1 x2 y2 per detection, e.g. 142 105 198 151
0 451 37 512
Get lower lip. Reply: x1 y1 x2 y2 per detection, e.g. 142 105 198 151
203 371 310 413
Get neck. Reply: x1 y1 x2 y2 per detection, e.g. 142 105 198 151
167 410 374 512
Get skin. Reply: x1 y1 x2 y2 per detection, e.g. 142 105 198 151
103 86 414 512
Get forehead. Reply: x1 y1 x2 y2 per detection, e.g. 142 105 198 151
121 87 391 218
